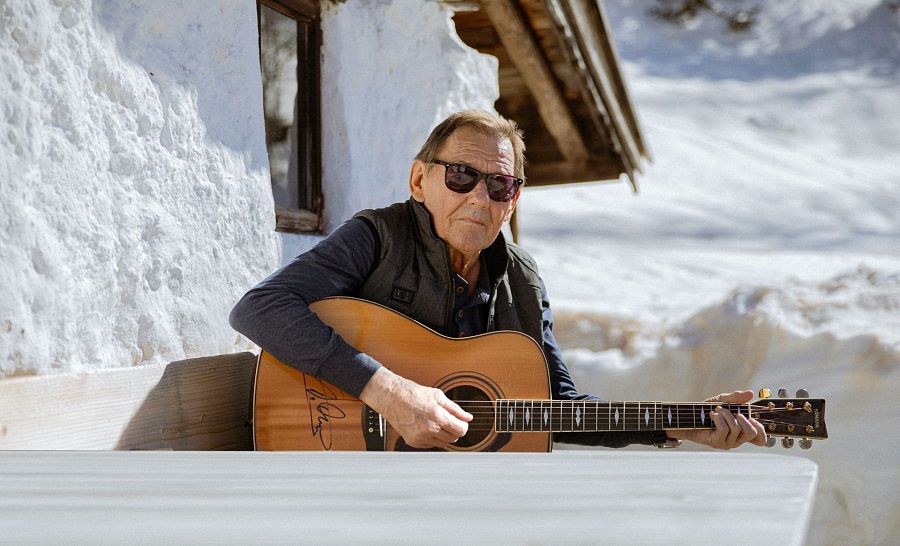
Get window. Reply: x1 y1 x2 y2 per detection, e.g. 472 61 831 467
258 0 321 232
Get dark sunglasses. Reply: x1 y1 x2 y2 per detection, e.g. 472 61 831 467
431 160 524 202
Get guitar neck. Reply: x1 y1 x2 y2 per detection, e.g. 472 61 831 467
493 400 750 433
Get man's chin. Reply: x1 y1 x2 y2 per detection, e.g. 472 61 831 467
447 234 496 256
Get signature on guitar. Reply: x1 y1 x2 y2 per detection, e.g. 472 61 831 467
304 385 347 450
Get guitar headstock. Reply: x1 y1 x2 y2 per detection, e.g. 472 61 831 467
753 388 827 449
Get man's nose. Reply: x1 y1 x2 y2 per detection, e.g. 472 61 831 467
467 178 491 206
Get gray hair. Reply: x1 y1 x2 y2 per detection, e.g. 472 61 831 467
414 110 526 180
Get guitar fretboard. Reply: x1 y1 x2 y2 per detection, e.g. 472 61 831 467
494 400 752 433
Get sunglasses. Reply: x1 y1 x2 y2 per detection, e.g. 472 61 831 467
431 160 524 202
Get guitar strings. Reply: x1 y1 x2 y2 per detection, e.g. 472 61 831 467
439 403 803 413
446 418 807 432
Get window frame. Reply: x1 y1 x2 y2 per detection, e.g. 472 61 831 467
257 0 322 233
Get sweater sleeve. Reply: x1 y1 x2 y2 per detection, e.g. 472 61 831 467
228 218 382 397
540 278 658 448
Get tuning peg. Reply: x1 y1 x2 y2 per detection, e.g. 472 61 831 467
765 436 776 448
777 388 788 398
781 438 794 448
758 388 771 399
799 438 813 449
796 389 809 398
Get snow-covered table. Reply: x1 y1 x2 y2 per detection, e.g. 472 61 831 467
0 451 816 544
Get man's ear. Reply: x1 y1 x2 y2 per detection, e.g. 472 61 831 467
409 160 427 202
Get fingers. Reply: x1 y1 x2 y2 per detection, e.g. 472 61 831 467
430 426 464 446
711 407 742 448
433 391 470 438
439 394 474 423
391 387 471 449
711 407 766 449
707 390 754 404
749 417 768 446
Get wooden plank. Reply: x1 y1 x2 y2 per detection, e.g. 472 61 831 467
526 158 624 186
592 0 650 159
275 207 319 233
482 0 589 163
555 0 646 186
0 451 819 544
0 353 256 450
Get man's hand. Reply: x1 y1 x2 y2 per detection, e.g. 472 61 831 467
359 367 473 449
668 390 768 450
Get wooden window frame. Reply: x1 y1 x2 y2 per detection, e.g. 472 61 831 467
258 0 322 233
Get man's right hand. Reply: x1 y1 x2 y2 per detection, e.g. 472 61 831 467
359 366 473 449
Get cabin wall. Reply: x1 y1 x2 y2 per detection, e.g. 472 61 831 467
0 0 499 377
0 0 280 376
280 0 500 262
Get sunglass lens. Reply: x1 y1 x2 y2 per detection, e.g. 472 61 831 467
441 163 520 202
444 165 479 193
486 176 519 202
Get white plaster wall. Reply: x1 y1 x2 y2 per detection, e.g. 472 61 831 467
281 0 500 262
0 0 280 375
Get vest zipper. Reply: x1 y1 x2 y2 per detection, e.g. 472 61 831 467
486 278 501 331
443 247 454 333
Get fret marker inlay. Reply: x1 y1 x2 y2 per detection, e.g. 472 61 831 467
525 408 530 426
508 408 514 426
700 407 706 425
614 408 620 425
667 407 672 426
575 407 582 426
644 408 650 426
543 409 549 426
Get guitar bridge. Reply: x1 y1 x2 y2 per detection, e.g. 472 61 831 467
361 404 386 451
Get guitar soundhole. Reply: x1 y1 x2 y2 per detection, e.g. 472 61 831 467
445 385 491 448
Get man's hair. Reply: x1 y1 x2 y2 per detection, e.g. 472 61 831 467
414 110 526 180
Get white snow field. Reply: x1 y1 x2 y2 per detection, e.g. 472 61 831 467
517 1 899 544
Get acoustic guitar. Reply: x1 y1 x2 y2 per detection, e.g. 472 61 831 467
253 297 827 452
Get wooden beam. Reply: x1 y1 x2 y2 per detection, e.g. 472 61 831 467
275 207 319 233
555 0 645 188
525 159 624 186
481 0 589 163
0 353 257 450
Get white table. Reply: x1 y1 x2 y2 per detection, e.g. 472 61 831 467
0 451 817 544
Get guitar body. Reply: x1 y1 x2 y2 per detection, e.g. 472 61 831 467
253 297 553 452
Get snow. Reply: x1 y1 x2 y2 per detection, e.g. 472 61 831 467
0 0 280 374
0 0 895 542
0 0 498 375
518 1 900 544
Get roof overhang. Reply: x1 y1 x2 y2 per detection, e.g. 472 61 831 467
446 0 650 190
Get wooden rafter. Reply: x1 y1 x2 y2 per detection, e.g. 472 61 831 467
554 0 644 187
481 0 590 164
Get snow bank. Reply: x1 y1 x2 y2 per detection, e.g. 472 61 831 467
521 1 900 543
0 0 279 375
556 267 900 545
0 0 503 372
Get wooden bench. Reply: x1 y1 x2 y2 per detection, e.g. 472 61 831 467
0 352 257 450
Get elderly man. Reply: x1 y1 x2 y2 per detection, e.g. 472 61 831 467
230 110 767 450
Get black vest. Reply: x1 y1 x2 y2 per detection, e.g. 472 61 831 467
354 198 545 348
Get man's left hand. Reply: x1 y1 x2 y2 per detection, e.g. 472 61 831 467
668 390 767 450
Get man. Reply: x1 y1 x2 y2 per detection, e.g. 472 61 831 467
230 110 767 450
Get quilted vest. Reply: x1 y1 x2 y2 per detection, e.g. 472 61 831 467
353 198 544 348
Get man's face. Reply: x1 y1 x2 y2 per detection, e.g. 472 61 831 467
409 127 520 259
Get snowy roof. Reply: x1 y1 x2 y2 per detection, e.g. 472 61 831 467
449 0 650 189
